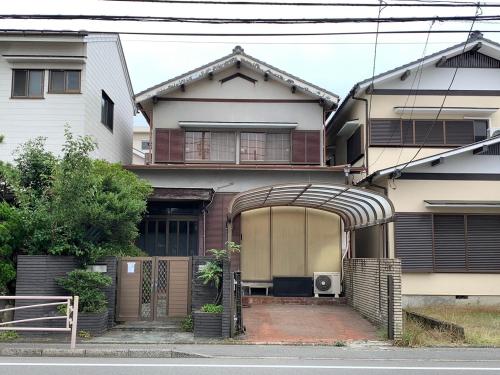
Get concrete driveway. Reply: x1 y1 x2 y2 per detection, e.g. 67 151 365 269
241 304 378 344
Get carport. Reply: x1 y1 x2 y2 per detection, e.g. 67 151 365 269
225 183 395 343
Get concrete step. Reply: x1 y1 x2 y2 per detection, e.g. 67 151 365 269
243 296 347 306
113 320 183 332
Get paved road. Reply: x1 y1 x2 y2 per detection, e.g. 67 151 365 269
1 356 500 375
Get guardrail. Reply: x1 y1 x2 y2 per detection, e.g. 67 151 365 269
0 296 79 349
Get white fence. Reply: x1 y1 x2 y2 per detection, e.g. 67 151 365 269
0 296 79 349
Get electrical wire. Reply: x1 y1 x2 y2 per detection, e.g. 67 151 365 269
1 13 500 24
395 3 483 177
2 27 500 37
100 0 500 7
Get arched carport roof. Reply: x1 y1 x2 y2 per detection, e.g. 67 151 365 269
228 184 395 231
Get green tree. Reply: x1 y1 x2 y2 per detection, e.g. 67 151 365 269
0 203 23 295
4 129 152 265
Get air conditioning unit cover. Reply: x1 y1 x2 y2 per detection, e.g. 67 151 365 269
313 272 341 297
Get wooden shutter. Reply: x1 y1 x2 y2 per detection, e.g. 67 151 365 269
466 215 500 272
395 213 433 272
414 120 444 145
369 120 401 145
434 215 466 271
346 127 363 164
445 121 474 145
291 130 321 165
154 128 185 163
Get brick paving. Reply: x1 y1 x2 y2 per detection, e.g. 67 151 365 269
241 304 378 344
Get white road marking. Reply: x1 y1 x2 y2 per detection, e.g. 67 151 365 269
0 363 499 371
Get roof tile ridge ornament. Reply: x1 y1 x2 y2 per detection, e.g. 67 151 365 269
233 45 244 54
468 30 483 41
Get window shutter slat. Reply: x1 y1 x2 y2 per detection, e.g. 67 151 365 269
292 130 321 164
445 121 474 145
395 213 434 271
155 129 185 163
467 215 500 272
370 120 401 145
434 215 466 271
305 131 321 164
155 129 170 162
169 129 185 162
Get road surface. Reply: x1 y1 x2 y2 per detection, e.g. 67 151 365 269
1 355 500 375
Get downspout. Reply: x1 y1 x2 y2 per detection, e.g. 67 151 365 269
366 179 390 259
351 87 369 171
202 189 216 255
323 106 336 166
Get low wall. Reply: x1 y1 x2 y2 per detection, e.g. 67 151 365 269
344 258 403 339
14 255 117 329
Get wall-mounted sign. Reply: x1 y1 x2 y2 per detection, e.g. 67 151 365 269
86 264 107 273
127 262 136 273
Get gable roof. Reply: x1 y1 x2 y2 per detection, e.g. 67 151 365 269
135 46 339 107
327 32 500 133
358 135 500 185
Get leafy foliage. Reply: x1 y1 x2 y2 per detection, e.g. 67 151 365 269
200 304 223 314
197 241 240 305
56 270 112 313
1 128 152 265
0 203 23 295
180 314 194 332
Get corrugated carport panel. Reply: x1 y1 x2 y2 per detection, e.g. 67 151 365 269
241 208 271 281
395 213 433 271
434 215 467 271
466 215 500 272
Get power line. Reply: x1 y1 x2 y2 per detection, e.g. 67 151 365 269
100 0 500 7
2 27 500 37
396 4 482 177
2 14 500 24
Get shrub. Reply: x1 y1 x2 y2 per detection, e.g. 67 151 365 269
180 315 194 332
200 304 223 314
56 270 112 313
0 202 23 295
197 241 240 305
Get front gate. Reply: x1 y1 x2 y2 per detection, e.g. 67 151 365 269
116 257 191 321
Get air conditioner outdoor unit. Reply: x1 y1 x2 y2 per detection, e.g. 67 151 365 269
489 128 500 138
313 272 341 297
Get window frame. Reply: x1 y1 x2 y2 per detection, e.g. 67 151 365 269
11 69 45 99
184 130 237 164
48 70 81 94
141 140 151 151
369 118 489 148
239 131 291 164
101 90 114 132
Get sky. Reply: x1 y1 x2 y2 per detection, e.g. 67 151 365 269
2 0 500 126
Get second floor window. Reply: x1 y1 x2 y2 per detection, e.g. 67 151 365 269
370 119 488 147
101 91 114 131
185 131 236 162
49 70 81 93
12 69 44 98
240 132 290 162
141 140 151 150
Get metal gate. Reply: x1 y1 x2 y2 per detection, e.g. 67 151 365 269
116 257 191 321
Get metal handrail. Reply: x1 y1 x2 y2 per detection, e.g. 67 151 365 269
0 295 79 349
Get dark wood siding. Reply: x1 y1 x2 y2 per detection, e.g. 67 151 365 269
205 193 236 252
291 130 321 164
395 213 433 271
154 128 185 163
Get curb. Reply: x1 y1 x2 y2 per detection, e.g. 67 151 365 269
0 347 209 359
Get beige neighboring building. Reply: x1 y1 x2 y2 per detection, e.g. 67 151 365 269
327 32 500 306
132 126 150 164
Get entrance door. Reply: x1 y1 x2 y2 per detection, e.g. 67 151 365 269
116 257 191 321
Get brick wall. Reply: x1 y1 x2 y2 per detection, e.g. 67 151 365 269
343 258 402 340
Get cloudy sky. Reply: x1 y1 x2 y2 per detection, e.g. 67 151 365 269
2 0 500 126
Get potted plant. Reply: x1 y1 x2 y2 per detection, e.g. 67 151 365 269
56 269 112 336
193 241 240 338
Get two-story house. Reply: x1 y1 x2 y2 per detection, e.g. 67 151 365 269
0 30 135 163
132 126 151 164
128 46 392 293
327 32 500 306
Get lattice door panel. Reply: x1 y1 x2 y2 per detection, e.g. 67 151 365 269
140 259 154 320
155 259 169 319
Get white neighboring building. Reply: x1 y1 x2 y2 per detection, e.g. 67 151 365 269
0 31 135 163
132 126 150 164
